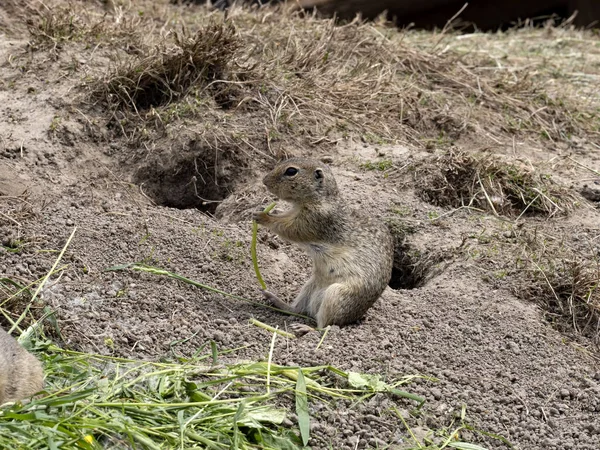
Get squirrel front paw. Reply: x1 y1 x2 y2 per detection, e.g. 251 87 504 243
252 209 270 225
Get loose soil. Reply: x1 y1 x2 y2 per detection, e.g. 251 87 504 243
1 1 600 449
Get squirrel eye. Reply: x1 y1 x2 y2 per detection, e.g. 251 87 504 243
284 167 298 177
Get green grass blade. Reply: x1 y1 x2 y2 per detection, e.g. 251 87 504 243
105 262 311 320
9 227 76 333
251 202 277 290
295 368 310 447
231 402 244 450
448 443 490 450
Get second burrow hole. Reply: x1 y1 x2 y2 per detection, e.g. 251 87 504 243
387 221 443 290
134 142 245 215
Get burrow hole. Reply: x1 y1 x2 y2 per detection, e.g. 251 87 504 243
134 144 244 214
388 244 435 290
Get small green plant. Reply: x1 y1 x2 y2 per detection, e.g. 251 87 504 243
360 159 393 171
392 206 411 216
361 132 388 145
494 270 508 279
49 115 61 133
103 336 115 350
427 211 440 220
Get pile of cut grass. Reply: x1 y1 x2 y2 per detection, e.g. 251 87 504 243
0 330 503 449
1 334 428 449
416 150 579 218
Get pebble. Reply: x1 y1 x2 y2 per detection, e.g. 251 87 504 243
507 341 520 353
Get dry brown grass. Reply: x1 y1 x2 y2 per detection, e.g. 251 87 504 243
227 9 599 147
518 252 600 341
416 150 579 218
22 0 591 152
0 194 36 231
26 5 84 50
20 1 149 54
91 22 239 112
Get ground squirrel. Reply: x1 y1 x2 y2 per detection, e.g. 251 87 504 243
253 157 394 333
0 327 44 405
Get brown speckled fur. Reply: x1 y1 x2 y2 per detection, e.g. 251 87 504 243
254 158 394 328
0 328 43 405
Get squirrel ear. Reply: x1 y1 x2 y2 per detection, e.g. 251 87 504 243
314 168 324 180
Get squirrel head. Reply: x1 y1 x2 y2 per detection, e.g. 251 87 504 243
263 158 339 203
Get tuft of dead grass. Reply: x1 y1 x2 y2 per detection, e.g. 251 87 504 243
18 0 150 58
416 150 579 218
519 257 600 341
26 6 84 50
91 22 239 112
0 194 35 229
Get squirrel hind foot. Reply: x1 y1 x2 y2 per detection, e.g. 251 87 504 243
289 323 315 337
261 290 297 314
